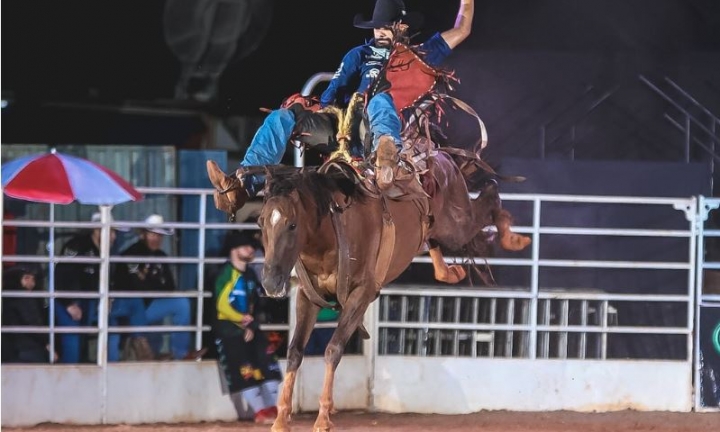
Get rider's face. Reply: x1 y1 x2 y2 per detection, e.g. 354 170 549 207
373 27 394 47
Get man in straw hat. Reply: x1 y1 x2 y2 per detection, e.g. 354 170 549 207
207 0 475 214
113 214 206 360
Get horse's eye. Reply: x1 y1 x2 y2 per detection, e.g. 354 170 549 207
289 223 297 231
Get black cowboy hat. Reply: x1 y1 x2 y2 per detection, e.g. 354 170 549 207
222 230 262 255
353 0 424 30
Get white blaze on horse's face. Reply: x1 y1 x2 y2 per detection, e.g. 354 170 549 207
259 195 303 299
270 209 282 227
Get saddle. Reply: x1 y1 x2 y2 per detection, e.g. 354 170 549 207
318 152 429 204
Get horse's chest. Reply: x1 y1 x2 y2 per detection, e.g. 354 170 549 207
301 254 338 295
316 274 337 294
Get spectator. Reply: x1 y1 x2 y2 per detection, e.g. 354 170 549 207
213 230 282 424
2 266 57 363
305 305 340 356
113 214 205 360
55 212 152 363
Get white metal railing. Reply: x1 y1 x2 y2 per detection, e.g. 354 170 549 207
379 193 698 362
0 187 279 372
695 196 720 411
1 187 715 410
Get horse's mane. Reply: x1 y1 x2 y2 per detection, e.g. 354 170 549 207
264 167 365 222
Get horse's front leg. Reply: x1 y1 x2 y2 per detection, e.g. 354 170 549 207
313 286 374 432
272 289 320 432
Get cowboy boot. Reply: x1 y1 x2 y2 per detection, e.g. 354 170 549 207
206 160 249 216
131 336 155 361
375 135 400 191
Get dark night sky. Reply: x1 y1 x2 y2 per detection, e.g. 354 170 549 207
5 0 718 111
3 0 458 114
2 0 719 145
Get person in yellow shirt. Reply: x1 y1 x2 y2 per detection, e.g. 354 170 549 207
212 230 281 425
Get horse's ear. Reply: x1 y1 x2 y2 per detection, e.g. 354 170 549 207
261 165 273 196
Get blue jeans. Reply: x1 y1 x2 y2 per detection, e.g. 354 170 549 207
55 299 96 363
366 92 402 149
108 298 148 362
55 298 148 362
241 92 403 169
145 298 192 360
242 109 297 167
304 327 335 356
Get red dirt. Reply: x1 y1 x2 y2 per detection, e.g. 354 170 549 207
5 410 719 432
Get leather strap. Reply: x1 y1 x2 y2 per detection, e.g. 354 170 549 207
374 196 397 287
404 94 487 156
441 95 488 152
330 204 351 307
294 259 336 310
411 197 432 252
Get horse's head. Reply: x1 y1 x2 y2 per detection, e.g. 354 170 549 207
258 167 362 297
257 191 307 298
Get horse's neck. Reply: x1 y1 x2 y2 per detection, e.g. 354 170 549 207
300 207 337 260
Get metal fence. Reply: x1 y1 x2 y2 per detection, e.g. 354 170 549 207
377 193 698 361
1 187 255 365
696 196 720 411
1 187 718 410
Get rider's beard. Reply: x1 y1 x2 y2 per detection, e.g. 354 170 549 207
374 38 392 48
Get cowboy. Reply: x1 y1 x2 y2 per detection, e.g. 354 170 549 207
207 0 475 215
113 214 206 361
54 212 149 363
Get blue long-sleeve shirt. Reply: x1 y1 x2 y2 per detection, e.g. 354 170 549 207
320 32 452 108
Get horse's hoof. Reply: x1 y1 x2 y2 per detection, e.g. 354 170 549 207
434 264 466 284
448 265 467 283
436 264 466 284
501 233 531 251
313 412 334 432
312 423 334 432
270 412 291 432
270 422 290 432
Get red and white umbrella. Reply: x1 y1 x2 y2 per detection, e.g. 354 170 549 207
1 149 142 205
2 149 142 365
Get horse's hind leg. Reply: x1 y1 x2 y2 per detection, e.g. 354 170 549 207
494 208 531 251
428 241 466 284
272 290 320 432
474 182 531 252
313 286 374 432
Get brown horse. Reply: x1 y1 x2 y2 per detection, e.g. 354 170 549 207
255 152 529 432
206 89 530 430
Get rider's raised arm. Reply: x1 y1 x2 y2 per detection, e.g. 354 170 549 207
320 47 363 107
440 0 474 50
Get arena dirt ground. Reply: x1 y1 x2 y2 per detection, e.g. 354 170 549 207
6 410 720 432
